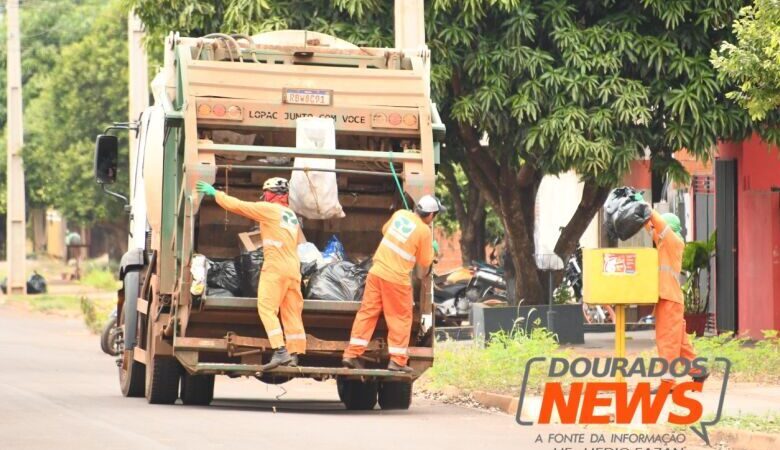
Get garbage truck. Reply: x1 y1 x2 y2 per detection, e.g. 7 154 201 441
93 28 444 410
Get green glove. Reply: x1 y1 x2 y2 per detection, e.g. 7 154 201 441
196 181 217 197
632 192 644 202
433 240 440 255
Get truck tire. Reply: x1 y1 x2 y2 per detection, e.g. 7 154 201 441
378 381 413 410
118 271 145 397
337 379 378 410
145 356 181 405
100 315 117 355
180 372 215 406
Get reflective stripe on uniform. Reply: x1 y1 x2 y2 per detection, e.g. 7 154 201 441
381 238 416 262
285 333 307 340
659 264 677 273
268 328 283 337
658 226 671 242
263 239 283 248
350 337 369 346
388 346 408 356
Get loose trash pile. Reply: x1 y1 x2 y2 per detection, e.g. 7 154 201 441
201 235 371 301
603 186 651 241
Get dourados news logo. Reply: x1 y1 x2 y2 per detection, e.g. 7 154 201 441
516 357 731 446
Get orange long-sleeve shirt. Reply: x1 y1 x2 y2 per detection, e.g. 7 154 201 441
215 192 301 280
369 210 434 286
645 210 684 303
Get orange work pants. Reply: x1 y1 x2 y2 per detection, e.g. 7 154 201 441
257 272 306 354
343 273 413 366
655 298 697 374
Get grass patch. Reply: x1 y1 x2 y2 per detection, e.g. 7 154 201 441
80 268 120 291
80 297 115 333
7 294 82 314
423 326 569 395
714 413 780 434
692 331 780 383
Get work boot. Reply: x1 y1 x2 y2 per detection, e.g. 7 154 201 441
387 360 415 374
650 379 676 395
691 369 710 385
261 347 293 371
342 357 365 370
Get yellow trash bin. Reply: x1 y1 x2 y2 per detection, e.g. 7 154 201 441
583 248 659 305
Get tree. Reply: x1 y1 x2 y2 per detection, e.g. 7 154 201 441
129 0 768 304
711 0 780 125
22 1 128 231
0 0 106 214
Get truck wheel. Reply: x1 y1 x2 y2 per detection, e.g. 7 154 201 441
145 356 181 405
180 372 215 406
378 381 413 410
100 315 117 355
118 271 145 397
337 379 378 410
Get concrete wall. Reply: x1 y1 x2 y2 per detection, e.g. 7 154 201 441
718 135 780 339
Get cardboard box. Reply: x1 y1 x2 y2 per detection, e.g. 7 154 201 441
238 230 263 253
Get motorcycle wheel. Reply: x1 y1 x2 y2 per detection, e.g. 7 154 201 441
100 316 117 355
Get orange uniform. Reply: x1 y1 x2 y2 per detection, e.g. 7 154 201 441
646 211 696 371
344 210 435 365
215 192 306 354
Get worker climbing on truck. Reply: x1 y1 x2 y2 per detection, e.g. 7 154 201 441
342 195 442 373
196 177 306 370
643 206 709 390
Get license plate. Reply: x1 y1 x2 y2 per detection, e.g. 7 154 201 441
283 89 332 106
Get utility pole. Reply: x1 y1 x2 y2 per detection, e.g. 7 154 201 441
6 0 26 295
127 11 148 190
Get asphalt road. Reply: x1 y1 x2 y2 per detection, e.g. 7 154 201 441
0 304 546 450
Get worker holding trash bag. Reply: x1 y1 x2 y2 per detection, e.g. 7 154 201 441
196 177 306 370
342 195 442 373
605 188 707 388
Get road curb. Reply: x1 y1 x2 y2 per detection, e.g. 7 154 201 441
472 391 519 415
709 428 780 448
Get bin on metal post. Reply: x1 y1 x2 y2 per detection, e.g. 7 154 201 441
583 248 659 382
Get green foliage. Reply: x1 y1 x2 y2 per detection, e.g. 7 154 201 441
22 1 129 224
80 268 120 291
425 326 568 394
682 230 716 314
692 330 780 383
435 164 502 240
715 413 780 433
712 0 780 124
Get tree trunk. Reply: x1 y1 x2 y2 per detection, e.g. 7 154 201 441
440 162 488 266
553 180 612 262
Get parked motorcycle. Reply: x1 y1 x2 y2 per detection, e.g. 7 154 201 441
434 260 508 326
100 309 123 356
564 245 616 324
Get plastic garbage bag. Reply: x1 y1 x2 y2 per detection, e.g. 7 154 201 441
0 278 6 295
238 249 265 297
603 187 651 241
322 235 345 262
26 272 47 295
298 242 324 266
306 259 371 301
206 287 234 297
207 259 241 295
289 117 345 220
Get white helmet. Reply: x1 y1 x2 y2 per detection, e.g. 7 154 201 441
416 194 446 214
262 177 289 194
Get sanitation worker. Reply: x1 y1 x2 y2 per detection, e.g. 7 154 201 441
196 177 306 370
643 208 708 388
342 195 442 373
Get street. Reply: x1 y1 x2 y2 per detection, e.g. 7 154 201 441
0 304 542 450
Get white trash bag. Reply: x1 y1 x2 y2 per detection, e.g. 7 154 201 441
289 117 346 220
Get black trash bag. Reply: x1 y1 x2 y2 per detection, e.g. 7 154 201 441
603 187 651 241
300 260 318 279
306 259 371 301
0 278 6 295
26 272 47 295
206 287 234 297
207 259 241 295
238 248 264 297
352 258 373 301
